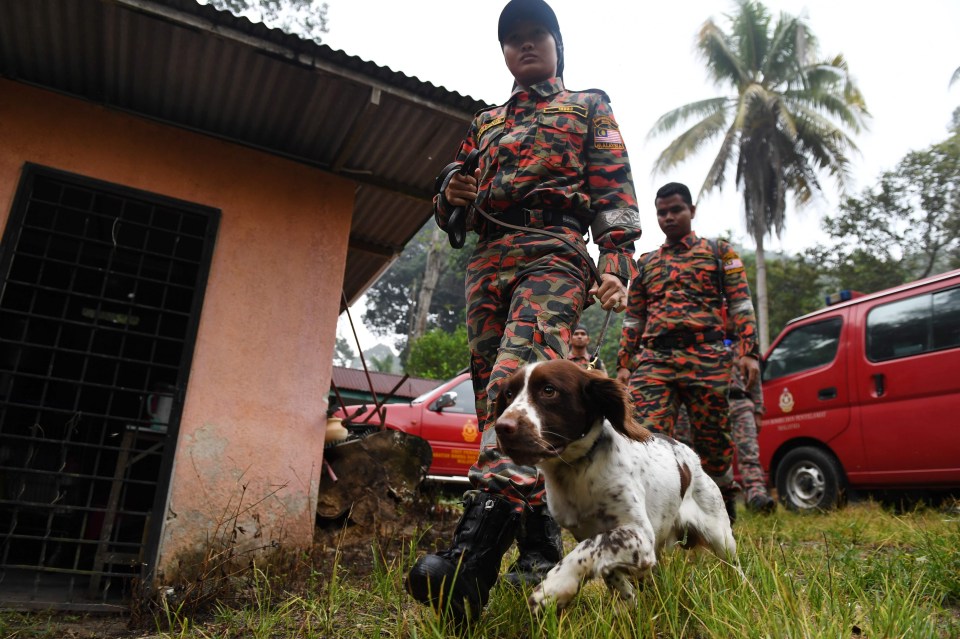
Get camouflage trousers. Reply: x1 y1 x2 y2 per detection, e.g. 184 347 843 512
628 342 734 490
464 229 589 510
675 398 771 501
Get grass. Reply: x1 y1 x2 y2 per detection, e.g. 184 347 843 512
2 500 959 638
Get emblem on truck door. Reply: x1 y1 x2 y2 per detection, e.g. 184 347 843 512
779 387 795 414
462 421 479 443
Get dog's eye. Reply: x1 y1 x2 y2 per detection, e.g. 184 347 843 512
542 385 556 397
504 389 514 400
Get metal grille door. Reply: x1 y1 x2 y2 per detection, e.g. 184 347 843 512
0 165 218 608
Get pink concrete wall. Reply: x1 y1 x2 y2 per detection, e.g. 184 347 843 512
0 80 352 576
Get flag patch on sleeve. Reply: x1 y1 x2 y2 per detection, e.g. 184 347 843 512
593 115 625 150
723 253 744 274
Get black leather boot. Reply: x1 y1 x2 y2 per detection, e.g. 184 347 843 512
405 493 519 624
502 505 564 588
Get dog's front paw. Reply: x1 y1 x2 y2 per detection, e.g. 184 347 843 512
603 570 636 603
529 573 580 615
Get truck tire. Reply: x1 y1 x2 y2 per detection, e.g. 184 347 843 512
775 446 845 512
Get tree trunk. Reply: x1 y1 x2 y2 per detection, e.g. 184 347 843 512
754 234 770 353
410 226 445 344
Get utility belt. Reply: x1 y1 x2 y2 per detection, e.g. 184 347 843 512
729 388 750 400
644 328 725 350
481 208 585 240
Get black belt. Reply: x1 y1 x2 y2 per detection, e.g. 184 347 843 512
645 329 725 350
729 389 750 400
481 209 584 239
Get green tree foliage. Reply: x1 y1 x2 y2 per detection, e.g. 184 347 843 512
818 132 960 285
333 334 355 367
405 325 469 381
742 251 825 339
648 0 868 351
369 352 396 373
363 223 474 356
201 0 329 41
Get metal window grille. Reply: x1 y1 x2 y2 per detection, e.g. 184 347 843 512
0 165 218 609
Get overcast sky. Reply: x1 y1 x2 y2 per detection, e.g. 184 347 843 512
323 0 959 255
321 0 959 352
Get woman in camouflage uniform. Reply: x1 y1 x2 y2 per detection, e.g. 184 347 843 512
406 0 641 624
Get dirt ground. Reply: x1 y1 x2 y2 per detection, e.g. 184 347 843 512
1 481 464 639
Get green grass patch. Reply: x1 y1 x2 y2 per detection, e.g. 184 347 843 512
2 500 958 638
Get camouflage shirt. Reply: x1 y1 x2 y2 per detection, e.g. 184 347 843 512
434 77 641 281
617 232 760 369
568 354 606 372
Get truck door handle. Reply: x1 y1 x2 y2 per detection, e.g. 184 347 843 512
873 374 886 397
818 387 837 401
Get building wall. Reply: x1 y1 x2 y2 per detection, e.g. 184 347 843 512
0 80 352 576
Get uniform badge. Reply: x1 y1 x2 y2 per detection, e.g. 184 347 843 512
779 387 795 414
722 251 745 275
544 105 588 118
593 115 625 149
462 420 479 443
477 115 505 139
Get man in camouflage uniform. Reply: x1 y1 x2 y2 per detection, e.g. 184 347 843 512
406 0 640 624
567 324 606 372
674 338 775 518
616 182 759 520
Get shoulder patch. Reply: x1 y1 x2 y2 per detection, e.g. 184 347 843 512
477 115 506 138
722 251 744 274
593 115 624 150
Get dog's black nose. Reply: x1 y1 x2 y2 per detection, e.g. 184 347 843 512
494 416 518 436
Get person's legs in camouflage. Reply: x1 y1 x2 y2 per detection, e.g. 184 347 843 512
407 231 588 620
730 397 775 513
673 404 693 447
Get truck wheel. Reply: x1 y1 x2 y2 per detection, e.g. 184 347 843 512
775 446 845 511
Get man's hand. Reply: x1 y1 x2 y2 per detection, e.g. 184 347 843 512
589 273 628 312
739 355 760 390
444 168 480 207
616 367 631 386
754 413 763 435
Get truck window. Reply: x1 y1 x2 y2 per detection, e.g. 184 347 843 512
762 317 842 382
867 286 960 361
446 379 475 413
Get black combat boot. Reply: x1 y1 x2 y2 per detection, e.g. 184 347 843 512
502 505 564 588
406 493 519 624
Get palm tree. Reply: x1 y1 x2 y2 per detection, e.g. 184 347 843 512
649 0 869 351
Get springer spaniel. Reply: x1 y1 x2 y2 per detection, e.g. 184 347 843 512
494 359 736 613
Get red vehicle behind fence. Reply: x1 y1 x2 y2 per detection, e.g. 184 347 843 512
332 372 480 479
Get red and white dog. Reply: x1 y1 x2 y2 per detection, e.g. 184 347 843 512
494 359 736 613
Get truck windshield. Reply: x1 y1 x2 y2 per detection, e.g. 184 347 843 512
763 317 843 382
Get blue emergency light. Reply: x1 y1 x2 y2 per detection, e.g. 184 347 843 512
825 290 862 306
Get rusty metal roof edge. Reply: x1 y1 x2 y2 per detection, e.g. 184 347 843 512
110 0 491 122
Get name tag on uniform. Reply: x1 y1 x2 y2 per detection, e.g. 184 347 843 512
477 115 506 138
544 105 588 119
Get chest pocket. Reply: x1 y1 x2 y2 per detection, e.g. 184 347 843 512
533 111 587 171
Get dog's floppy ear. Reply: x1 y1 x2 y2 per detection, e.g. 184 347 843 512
585 375 650 442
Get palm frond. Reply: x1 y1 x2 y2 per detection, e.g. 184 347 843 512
651 109 730 176
698 19 749 87
951 66 960 87
700 125 740 196
647 97 728 140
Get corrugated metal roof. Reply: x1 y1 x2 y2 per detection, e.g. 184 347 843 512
0 0 489 306
330 366 441 401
